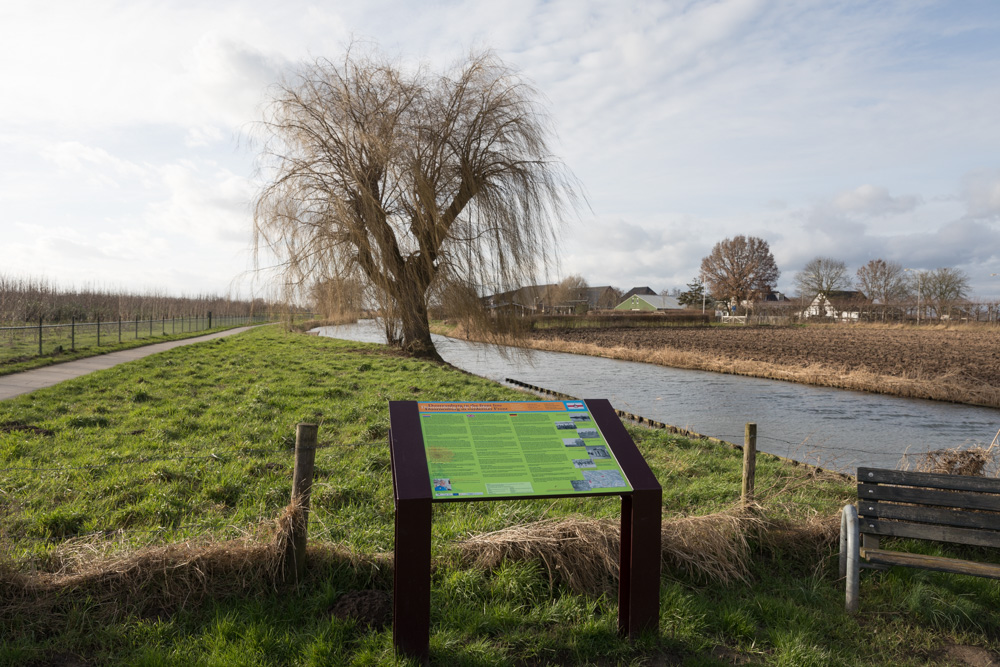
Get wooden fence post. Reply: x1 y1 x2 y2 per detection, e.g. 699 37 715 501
285 422 318 583
742 423 757 506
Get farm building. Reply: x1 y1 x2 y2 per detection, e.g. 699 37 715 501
484 284 621 314
621 286 657 300
802 290 867 321
615 294 682 311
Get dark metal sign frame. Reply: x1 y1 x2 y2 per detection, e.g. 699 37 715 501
388 399 662 661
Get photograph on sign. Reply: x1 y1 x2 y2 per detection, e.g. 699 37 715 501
417 401 633 499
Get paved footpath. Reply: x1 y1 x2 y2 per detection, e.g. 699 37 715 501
0 326 256 401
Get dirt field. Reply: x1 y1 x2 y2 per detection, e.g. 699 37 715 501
523 325 1000 408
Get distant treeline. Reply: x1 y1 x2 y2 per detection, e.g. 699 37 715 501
0 275 296 325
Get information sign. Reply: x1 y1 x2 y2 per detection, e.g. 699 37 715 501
418 401 633 499
388 399 661 661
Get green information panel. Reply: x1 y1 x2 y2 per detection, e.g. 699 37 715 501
418 400 634 500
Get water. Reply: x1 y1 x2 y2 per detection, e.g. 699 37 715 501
315 321 1000 472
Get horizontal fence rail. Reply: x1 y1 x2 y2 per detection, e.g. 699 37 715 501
0 313 310 365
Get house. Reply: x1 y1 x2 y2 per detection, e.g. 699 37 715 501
484 284 620 315
614 294 683 311
622 286 657 300
803 290 867 321
761 291 791 303
484 284 557 315
581 286 621 310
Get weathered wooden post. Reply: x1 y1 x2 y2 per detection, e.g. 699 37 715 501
742 423 757 506
284 422 318 583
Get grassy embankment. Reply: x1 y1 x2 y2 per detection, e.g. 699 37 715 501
1 326 998 665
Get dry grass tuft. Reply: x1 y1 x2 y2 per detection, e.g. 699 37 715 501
902 428 1000 477
0 503 391 631
660 507 767 585
458 504 831 593
459 517 620 593
906 446 998 477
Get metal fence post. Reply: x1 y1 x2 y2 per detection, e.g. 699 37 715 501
97 316 101 347
38 317 43 356
71 317 75 351
118 317 122 343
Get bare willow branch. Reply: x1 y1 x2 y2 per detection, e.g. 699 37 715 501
252 44 581 358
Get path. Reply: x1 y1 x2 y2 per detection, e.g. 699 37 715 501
0 326 256 401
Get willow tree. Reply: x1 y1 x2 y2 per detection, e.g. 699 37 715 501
252 46 579 359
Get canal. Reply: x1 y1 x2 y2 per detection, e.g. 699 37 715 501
316 321 1000 472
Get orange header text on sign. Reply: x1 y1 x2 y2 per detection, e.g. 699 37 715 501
417 401 568 413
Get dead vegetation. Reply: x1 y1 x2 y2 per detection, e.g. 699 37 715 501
0 509 391 632
902 429 1000 477
458 504 839 594
437 324 1000 409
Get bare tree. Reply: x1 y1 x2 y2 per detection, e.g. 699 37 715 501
922 267 970 320
855 258 909 320
550 274 589 313
855 259 909 304
794 257 850 301
310 275 364 322
252 45 580 359
700 235 780 313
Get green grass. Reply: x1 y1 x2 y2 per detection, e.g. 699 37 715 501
0 316 266 376
1 326 998 665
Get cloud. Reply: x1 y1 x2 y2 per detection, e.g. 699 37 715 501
39 141 148 187
961 169 1000 219
833 185 921 216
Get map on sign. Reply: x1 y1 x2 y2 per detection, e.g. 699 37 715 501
417 401 633 500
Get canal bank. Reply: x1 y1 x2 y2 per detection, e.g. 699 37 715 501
316 321 1000 473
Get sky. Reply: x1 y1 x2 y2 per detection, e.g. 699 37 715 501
3 0 1000 300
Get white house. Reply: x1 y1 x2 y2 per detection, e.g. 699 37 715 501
803 290 867 321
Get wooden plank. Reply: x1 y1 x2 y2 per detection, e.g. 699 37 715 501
858 500 1000 531
858 467 1000 494
858 484 1000 512
859 518 1000 548
862 548 1000 579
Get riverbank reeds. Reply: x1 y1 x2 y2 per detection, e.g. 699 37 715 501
443 328 1000 409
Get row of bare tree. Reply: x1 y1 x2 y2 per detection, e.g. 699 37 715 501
693 236 984 321
0 275 285 325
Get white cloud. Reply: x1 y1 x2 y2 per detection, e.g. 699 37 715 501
833 185 921 216
961 169 1000 220
2 0 1000 297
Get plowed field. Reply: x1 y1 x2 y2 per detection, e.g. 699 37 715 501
526 326 1000 403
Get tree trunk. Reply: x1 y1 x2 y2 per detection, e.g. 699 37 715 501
396 278 442 361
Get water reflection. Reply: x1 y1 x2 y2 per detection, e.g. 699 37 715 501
315 321 1000 473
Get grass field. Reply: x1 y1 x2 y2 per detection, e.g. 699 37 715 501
1 326 998 665
0 316 275 377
